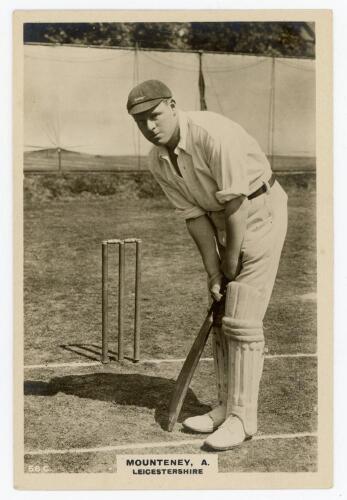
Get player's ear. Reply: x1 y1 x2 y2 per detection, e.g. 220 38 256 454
168 99 177 117
168 98 176 111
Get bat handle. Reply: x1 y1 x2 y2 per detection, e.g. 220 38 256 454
211 275 229 326
210 275 228 308
220 275 229 296
211 275 228 310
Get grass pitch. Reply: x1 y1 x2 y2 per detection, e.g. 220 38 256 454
23 172 317 473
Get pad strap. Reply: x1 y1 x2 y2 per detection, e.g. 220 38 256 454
222 317 263 342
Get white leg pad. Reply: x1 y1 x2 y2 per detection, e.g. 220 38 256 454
211 326 228 407
222 281 265 436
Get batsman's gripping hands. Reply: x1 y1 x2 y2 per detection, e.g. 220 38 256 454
185 213 242 300
208 271 224 302
208 271 230 303
208 248 243 301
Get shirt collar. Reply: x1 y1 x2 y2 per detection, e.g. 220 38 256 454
158 110 190 159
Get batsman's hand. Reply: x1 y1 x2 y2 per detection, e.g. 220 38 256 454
208 272 224 302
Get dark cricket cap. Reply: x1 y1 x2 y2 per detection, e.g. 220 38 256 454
127 80 173 115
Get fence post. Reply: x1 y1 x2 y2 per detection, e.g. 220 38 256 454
57 147 62 174
134 42 141 170
198 50 207 111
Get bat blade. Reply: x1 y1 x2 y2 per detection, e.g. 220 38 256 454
167 302 216 432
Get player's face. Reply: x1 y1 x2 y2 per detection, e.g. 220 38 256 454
133 100 178 147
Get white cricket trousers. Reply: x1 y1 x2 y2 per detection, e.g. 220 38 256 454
217 180 288 319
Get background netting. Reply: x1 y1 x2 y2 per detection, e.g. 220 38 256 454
24 44 315 158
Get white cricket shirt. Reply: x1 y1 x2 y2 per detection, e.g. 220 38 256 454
148 110 272 221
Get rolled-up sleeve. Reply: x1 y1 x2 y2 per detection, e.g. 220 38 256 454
204 128 250 203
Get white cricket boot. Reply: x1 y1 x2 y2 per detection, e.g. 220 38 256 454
204 415 247 450
182 404 226 433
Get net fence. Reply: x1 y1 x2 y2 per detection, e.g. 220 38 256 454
24 44 315 169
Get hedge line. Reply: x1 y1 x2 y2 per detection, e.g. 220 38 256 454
24 171 315 204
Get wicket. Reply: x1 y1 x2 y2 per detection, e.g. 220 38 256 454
101 238 141 364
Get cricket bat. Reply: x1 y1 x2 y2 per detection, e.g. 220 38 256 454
167 292 226 432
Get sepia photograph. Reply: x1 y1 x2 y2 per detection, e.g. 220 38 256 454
13 10 333 490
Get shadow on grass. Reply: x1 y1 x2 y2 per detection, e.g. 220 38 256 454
24 373 211 431
59 343 132 362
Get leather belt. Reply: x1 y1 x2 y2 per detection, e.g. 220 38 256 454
248 173 276 200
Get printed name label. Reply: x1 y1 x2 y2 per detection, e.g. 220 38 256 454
118 454 218 477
